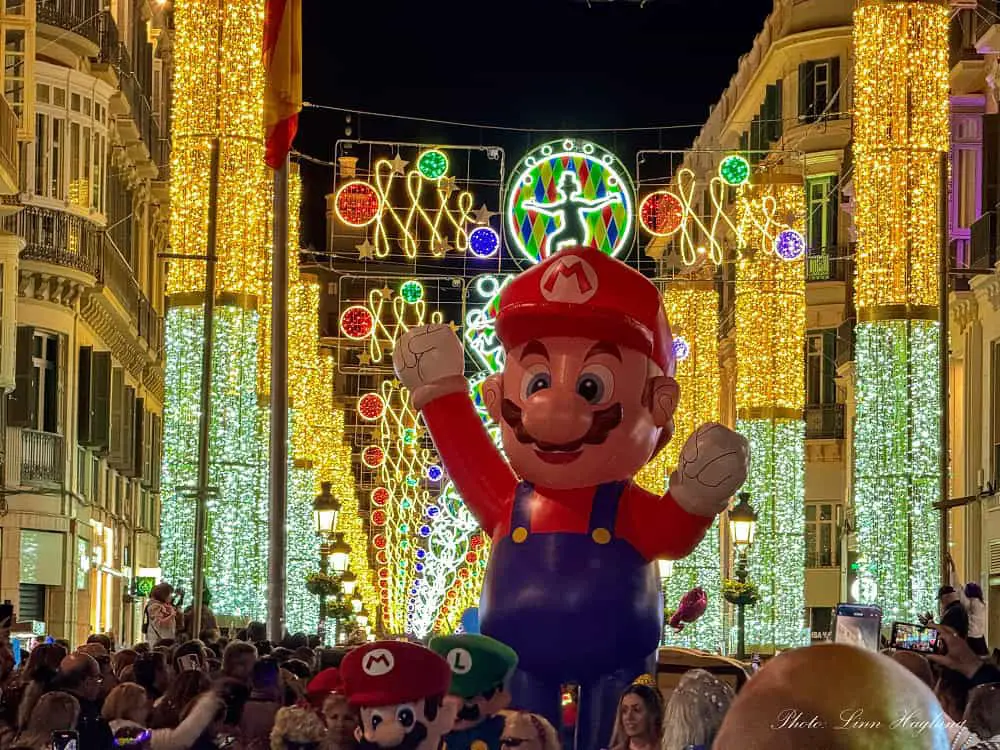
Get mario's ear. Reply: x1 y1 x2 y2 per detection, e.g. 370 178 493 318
483 374 504 423
354 727 363 743
647 376 679 429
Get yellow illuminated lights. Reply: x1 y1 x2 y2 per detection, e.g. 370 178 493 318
852 0 949 311
735 182 806 413
359 286 444 365
333 158 476 259
168 0 270 298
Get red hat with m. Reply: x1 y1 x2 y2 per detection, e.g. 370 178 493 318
495 245 675 376
340 641 452 708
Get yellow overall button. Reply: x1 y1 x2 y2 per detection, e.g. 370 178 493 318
471 741 488 750
511 527 528 544
591 528 611 545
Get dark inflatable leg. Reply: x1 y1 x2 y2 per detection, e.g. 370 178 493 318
576 653 657 750
507 667 562 732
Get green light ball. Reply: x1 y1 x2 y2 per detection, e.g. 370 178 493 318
418 150 448 180
719 155 751 186
400 280 424 304
403 428 417 444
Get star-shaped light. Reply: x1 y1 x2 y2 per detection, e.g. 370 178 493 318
389 154 409 175
433 237 454 255
447 321 460 333
390 379 401 389
470 204 498 226
357 351 372 365
379 286 393 299
356 239 376 259
438 176 458 196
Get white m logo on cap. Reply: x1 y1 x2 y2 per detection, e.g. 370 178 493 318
362 649 395 676
540 256 598 304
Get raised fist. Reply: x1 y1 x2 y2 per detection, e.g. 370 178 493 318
392 325 468 410
669 423 750 518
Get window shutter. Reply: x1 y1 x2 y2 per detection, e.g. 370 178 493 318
823 331 837 404
122 386 136 476
738 131 749 158
90 352 112 452
109 367 124 467
798 62 813 121
829 56 841 115
771 80 783 140
78 346 93 444
151 412 162 491
134 399 146 483
8 326 36 428
824 176 839 248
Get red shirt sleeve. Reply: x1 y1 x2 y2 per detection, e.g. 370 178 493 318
421 391 516 536
618 485 714 562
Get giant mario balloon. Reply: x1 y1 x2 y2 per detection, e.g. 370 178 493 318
393 245 749 750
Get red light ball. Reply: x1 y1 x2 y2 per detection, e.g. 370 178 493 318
340 306 374 340
362 445 385 468
371 509 387 526
335 181 381 226
371 487 390 506
465 552 477 564
373 533 387 550
358 393 385 421
639 191 684 236
376 550 388 565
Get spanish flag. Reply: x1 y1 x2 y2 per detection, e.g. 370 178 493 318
263 0 302 170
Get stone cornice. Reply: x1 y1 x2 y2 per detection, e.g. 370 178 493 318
950 291 980 334
80 292 164 401
970 268 1000 313
18 260 92 310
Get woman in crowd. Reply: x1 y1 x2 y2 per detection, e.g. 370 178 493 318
498 711 560 750
964 582 989 656
104 682 223 750
13 643 68 732
239 659 283 750
150 671 212 729
10 692 79 750
608 679 664 750
270 706 327 750
660 669 734 750
319 693 357 750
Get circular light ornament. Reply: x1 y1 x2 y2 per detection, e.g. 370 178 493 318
371 509 387 526
426 464 443 482
673 336 690 362
469 227 500 258
334 181 381 226
719 155 751 186
400 280 424 304
357 393 385 421
505 139 635 264
774 229 806 260
402 428 418 445
418 525 431 538
361 445 385 468
371 487 390 507
340 306 374 340
417 149 449 180
639 191 684 237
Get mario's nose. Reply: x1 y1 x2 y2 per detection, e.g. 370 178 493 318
521 389 591 445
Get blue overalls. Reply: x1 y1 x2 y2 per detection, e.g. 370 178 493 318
479 481 661 750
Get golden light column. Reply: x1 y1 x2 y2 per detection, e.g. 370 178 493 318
852 0 949 620
734 177 809 650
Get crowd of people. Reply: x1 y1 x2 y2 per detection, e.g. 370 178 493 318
0 576 998 750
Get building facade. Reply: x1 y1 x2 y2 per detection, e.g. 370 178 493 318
0 0 168 647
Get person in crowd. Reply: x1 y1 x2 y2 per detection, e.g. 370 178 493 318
964 582 989 656
238 658 283 750
938 586 970 639
928 626 1000 687
270 706 327 750
247 624 267 644
87 635 113 653
183 589 218 637
10 691 79 750
133 651 171 702
608 678 664 750
104 682 224 750
714 643 950 749
964 683 1000 744
149 671 211 729
173 641 209 674
306 669 342 710
222 643 258 686
293 648 315 666
282 660 311 682
79 643 118 698
497 711 559 750
319 694 357 750
114 650 139 680
146 585 181 647
49 652 113 749
890 650 935 689
659 669 734 750
12 642 67 731
316 650 348 674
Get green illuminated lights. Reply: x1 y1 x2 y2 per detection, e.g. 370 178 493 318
719 155 751 187
417 150 449 180
853 320 940 622
400 280 424 304
736 418 809 650
662 515 724 652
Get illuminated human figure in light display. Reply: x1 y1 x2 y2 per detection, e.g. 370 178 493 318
522 171 623 255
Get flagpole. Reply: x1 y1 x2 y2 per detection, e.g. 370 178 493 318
268 155 289 642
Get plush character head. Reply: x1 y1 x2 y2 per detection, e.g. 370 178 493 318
429 634 518 732
485 246 679 489
340 641 457 750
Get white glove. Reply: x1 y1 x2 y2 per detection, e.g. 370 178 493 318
669 423 750 518
392 324 468 410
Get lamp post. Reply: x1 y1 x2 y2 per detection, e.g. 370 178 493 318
313 483 341 641
729 492 758 661
657 559 674 645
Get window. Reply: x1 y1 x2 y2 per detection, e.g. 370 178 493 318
806 175 838 253
955 147 980 231
31 331 60 433
805 503 839 568
992 341 1000 487
9 327 62 434
17 583 45 622
806 331 837 405
3 28 26 123
799 58 841 123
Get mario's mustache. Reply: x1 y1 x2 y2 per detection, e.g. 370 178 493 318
501 399 623 452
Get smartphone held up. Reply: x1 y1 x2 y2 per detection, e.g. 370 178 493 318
890 621 942 654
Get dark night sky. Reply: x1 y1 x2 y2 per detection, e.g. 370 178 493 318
296 0 774 250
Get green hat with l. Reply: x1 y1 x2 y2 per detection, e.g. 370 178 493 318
428 634 518 699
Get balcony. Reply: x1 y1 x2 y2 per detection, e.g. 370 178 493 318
36 0 101 57
18 429 65 486
969 210 998 270
807 247 851 283
834 318 855 369
0 203 102 277
0 95 17 195
805 403 846 440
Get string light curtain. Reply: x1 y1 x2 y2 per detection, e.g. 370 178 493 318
734 179 809 650
161 0 272 617
851 0 948 621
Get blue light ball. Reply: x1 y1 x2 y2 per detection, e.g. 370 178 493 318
426 505 440 518
426 464 443 481
418 525 431 537
469 227 500 258
416 548 426 559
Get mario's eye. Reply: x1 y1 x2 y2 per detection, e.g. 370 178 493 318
576 365 614 405
370 713 384 731
520 366 551 400
396 705 416 729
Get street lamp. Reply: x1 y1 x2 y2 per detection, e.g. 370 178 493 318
340 570 357 596
729 492 758 661
357 607 369 628
328 534 352 574
351 593 363 614
657 559 674 646
313 482 340 537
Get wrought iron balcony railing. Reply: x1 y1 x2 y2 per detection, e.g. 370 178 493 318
805 403 846 440
20 429 65 485
37 0 101 47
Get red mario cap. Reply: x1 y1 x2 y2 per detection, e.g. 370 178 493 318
495 246 675 376
340 641 452 708
307 668 343 697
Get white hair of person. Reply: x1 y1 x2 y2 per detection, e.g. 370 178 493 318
660 669 735 750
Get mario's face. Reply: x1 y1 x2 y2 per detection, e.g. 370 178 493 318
484 336 679 488
354 697 457 750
